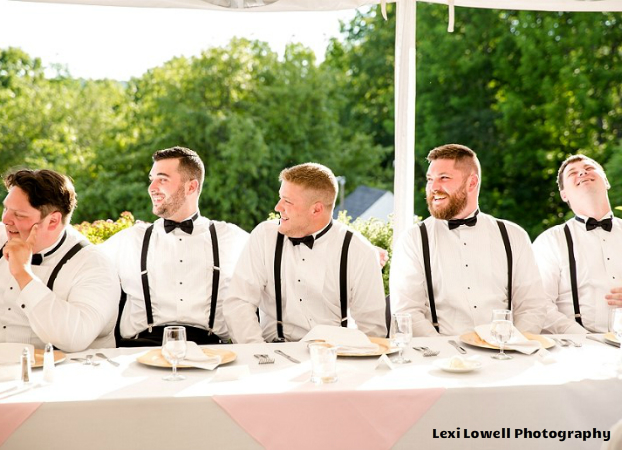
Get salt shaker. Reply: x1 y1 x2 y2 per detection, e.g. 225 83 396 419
42 343 55 383
21 347 31 384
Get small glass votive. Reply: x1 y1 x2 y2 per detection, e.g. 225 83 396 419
309 343 338 384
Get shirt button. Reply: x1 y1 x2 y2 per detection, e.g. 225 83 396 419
179 282 183 285
9 287 13 290
21 304 25 309
180 260 183 263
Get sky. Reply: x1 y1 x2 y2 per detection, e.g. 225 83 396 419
0 0 358 80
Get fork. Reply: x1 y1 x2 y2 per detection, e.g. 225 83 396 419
553 338 569 347
95 352 120 367
254 354 275 364
412 346 440 357
85 355 100 366
562 338 582 347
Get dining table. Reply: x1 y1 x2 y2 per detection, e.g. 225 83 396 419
0 334 621 450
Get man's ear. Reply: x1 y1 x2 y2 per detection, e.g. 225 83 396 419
187 179 200 195
47 211 63 231
311 201 324 217
468 173 479 192
560 189 569 203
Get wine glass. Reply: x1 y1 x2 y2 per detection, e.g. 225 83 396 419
390 313 412 364
490 309 513 360
161 326 187 381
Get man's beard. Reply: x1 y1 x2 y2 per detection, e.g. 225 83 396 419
426 182 468 220
152 185 185 219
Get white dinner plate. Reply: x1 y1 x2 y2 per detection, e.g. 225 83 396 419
434 357 482 373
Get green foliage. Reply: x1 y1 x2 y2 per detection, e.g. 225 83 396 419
73 211 137 244
336 211 393 294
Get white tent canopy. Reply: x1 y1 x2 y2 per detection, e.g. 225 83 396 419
15 0 622 239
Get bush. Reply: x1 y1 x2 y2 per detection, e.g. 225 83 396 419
74 211 137 244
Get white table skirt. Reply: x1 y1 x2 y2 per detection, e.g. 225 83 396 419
1 335 621 450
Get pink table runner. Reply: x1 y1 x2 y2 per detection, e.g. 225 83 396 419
0 403 42 446
214 388 445 450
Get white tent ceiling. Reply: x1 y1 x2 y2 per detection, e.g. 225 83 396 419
13 0 622 239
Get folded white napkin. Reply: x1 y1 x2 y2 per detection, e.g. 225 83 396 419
0 343 35 365
301 325 379 355
474 324 541 355
180 341 221 370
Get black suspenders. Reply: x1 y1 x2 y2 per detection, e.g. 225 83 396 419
139 221 220 334
563 224 583 326
273 230 354 341
0 240 88 290
420 220 513 333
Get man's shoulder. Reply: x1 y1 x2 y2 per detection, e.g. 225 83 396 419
209 219 249 237
481 213 529 239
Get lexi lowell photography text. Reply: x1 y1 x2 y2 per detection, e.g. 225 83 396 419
432 427 610 443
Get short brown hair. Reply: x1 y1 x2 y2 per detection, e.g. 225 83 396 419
4 169 77 224
153 146 205 193
279 163 338 208
557 154 607 191
427 144 481 179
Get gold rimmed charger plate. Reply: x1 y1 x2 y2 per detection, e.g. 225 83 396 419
459 332 555 351
605 332 620 345
137 347 236 368
33 349 66 368
336 337 399 357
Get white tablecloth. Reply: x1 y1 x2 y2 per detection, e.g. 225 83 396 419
1 335 621 450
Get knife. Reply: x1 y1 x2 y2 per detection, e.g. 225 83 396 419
274 349 301 364
586 335 620 348
448 339 467 354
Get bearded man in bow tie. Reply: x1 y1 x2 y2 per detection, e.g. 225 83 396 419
533 154 622 333
0 169 119 352
101 147 248 346
390 144 545 337
223 162 386 343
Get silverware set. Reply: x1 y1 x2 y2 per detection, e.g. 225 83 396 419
71 353 120 366
254 354 275 364
554 338 582 347
448 339 467 354
412 346 439 357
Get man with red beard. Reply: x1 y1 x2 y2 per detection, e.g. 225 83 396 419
0 169 119 352
390 144 545 336
101 147 248 346
223 162 386 343
533 155 622 333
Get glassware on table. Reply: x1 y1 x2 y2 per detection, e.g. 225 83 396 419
389 313 412 364
490 309 513 360
309 343 338 384
161 326 187 381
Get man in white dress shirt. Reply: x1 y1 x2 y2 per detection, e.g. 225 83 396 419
391 144 545 337
101 146 248 346
0 169 119 352
223 162 386 343
533 154 622 333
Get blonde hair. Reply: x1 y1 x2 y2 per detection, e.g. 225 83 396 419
279 163 338 208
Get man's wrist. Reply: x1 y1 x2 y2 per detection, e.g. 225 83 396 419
13 270 34 290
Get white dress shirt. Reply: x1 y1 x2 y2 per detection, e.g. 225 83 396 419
390 212 546 337
0 224 120 352
100 215 248 340
533 215 622 333
223 219 387 343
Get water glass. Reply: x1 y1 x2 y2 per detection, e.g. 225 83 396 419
162 326 187 381
390 313 412 364
491 309 513 360
309 343 338 384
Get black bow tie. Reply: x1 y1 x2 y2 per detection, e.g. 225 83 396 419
448 211 479 230
163 213 198 234
30 230 67 266
576 216 613 232
289 221 333 250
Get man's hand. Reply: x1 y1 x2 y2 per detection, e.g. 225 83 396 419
605 287 622 307
3 224 37 289
375 246 389 268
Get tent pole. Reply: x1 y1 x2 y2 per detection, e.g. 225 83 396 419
392 0 417 244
